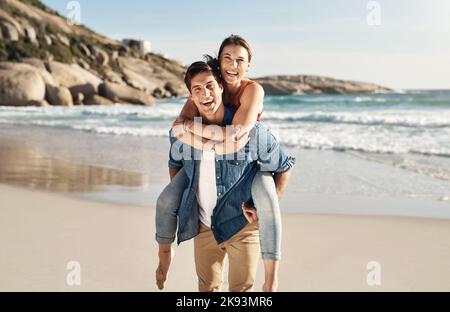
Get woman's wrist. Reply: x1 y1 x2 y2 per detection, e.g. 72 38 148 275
182 119 194 133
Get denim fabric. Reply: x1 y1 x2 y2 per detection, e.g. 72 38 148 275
155 167 188 244
251 171 282 260
166 107 295 245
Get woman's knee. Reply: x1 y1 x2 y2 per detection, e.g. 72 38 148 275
251 172 279 212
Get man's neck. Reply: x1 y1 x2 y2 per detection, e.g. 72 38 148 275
201 103 225 125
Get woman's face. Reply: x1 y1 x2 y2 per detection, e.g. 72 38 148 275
219 44 250 85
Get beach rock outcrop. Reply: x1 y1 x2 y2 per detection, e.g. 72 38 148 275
90 46 109 67
99 82 155 106
255 75 393 95
46 61 102 98
0 0 187 106
46 84 73 106
84 94 114 106
0 62 45 106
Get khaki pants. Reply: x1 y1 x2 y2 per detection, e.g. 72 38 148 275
194 222 260 292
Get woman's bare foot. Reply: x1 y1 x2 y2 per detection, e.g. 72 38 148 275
156 245 174 290
262 280 278 292
262 259 279 292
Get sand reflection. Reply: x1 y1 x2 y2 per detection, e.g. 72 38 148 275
0 142 145 192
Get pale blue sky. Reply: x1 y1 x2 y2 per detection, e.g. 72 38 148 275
42 0 450 89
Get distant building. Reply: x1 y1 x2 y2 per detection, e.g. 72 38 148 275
140 40 151 54
121 38 151 55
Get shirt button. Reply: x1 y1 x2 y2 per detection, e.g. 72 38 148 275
236 162 239 165
211 226 214 229
218 192 221 196
217 176 220 179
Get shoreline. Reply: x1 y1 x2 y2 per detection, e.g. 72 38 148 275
1 123 449 220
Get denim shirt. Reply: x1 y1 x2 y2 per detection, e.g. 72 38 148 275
168 106 295 245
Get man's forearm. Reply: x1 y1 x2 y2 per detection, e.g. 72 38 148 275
173 117 233 142
274 170 292 198
176 129 218 152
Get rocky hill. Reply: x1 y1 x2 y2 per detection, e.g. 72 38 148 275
0 0 188 107
0 0 392 107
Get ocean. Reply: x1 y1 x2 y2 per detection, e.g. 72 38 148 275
0 90 449 218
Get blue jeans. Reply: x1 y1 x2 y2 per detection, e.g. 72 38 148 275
155 170 282 260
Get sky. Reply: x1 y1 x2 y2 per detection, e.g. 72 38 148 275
41 0 450 90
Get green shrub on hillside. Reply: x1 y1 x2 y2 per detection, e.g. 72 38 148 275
47 42 73 63
5 41 47 61
0 41 7 61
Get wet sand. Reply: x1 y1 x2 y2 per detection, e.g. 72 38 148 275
0 139 145 193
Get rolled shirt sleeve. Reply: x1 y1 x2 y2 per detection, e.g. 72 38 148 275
168 129 184 169
256 125 296 173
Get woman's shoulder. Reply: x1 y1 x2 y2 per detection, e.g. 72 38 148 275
241 79 264 97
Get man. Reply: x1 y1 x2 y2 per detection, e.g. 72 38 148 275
158 61 294 291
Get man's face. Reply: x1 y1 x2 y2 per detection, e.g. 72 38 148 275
190 71 223 117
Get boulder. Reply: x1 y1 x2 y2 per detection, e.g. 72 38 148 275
43 34 52 45
83 94 114 105
118 56 187 97
0 21 19 41
69 84 97 99
90 45 109 66
78 43 91 57
152 87 170 99
0 62 46 106
0 9 23 38
47 61 102 97
73 92 84 105
20 20 37 44
104 69 124 84
46 84 73 106
27 99 49 107
20 58 56 86
56 33 70 46
122 67 153 91
76 58 90 70
98 82 155 106
111 51 119 62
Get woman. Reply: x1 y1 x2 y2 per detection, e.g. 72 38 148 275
156 35 286 292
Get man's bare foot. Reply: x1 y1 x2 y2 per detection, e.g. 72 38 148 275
156 246 174 290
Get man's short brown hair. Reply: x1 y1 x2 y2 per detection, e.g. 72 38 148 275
184 57 221 91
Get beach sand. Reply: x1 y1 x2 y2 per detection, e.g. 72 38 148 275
1 184 450 292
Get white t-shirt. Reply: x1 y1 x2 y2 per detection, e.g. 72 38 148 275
197 150 217 227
